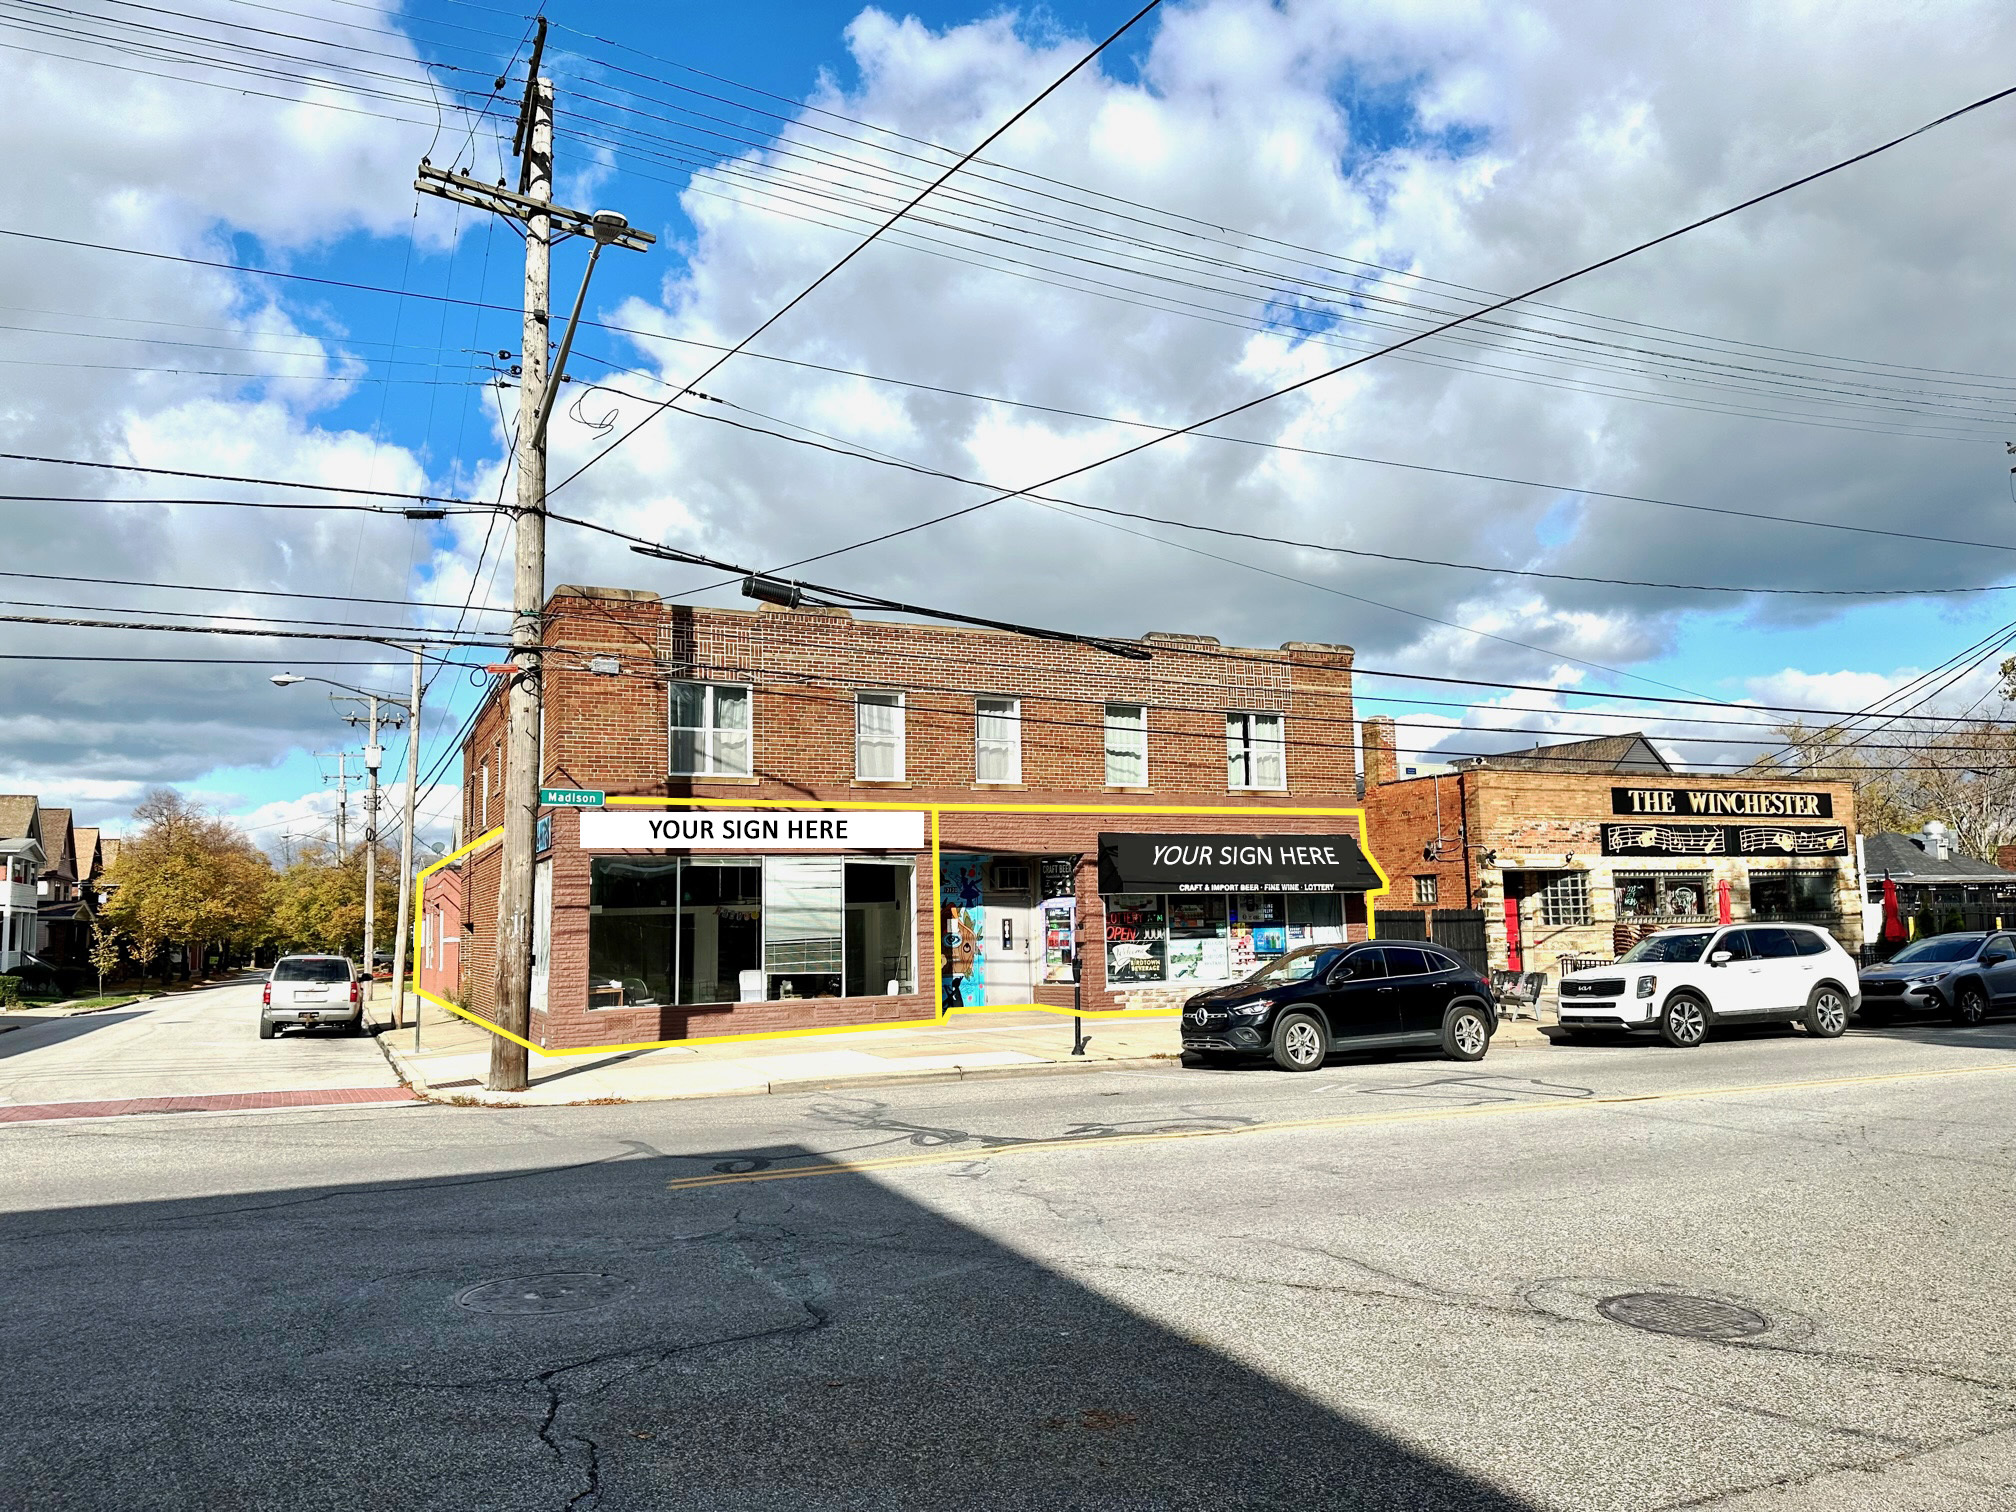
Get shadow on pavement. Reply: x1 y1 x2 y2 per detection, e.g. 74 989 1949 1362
0 1011 148 1058
1 1145 1534 1511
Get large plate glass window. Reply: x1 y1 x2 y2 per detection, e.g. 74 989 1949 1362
1104 703 1147 786
844 860 914 997
765 856 844 999
975 697 1021 784
587 857 762 1009
669 681 752 778
856 692 905 781
1750 868 1839 922
1226 711 1286 790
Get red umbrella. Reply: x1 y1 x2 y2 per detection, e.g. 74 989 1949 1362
1880 877 1907 945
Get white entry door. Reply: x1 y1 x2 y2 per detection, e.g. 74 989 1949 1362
981 861 1039 1003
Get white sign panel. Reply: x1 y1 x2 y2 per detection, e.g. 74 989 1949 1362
578 809 926 851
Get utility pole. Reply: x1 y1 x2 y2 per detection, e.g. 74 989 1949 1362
339 697 402 1008
414 22 652 1091
319 750 353 853
388 647 422 1031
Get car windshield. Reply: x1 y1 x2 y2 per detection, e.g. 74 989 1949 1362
1886 936 1982 964
1617 933 1712 964
1241 946 1334 986
273 958 350 983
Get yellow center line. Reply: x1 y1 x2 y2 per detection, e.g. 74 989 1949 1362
661 1058 2016 1190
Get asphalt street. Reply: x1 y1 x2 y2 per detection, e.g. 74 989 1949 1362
5 1014 2016 1510
0 977 400 1108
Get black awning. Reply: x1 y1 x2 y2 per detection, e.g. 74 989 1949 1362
1097 832 1382 896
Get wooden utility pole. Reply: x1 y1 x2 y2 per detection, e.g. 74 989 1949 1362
414 23 651 1090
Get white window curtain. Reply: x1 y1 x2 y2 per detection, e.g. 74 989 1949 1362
1104 704 1146 786
669 682 753 777
857 693 904 780
975 697 1021 783
1227 712 1286 789
765 857 845 977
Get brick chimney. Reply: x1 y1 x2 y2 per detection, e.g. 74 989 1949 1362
1361 715 1398 790
1998 844 2016 874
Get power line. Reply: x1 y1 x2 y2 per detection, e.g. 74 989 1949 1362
706 77 2016 573
545 0 1169 499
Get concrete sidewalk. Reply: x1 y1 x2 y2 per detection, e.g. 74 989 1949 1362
377 999 1553 1106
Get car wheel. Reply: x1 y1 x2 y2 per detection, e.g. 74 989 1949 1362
1952 983 1989 1028
348 1014 368 1037
1804 985 1849 1038
1270 1010 1328 1072
1443 1003 1491 1062
1659 994 1708 1049
258 1017 276 1040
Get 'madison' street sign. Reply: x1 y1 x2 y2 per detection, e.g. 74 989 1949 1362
539 787 606 808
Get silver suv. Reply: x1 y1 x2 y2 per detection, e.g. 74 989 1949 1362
1556 924 1860 1048
261 955 364 1039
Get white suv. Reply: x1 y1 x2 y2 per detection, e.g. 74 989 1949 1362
1555 924 1860 1048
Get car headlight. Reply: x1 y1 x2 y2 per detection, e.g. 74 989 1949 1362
1908 976 1943 987
1234 997 1276 1016
1635 975 1656 998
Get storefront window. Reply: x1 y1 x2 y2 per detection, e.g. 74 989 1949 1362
844 861 914 997
589 855 914 1008
1167 896 1228 982
1616 872 1712 920
1229 893 1287 974
1751 869 1839 920
1532 871 1592 927
1106 894 1167 983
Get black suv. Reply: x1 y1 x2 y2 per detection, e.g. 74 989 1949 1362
1181 940 1497 1071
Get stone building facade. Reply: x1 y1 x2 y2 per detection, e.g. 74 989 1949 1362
1360 720 1862 978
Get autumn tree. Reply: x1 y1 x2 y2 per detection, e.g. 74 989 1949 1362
265 840 399 960
101 790 273 982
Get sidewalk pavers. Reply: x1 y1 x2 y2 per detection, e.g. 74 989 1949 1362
378 999 1554 1107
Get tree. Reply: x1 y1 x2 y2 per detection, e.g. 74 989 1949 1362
265 840 399 960
101 790 274 983
87 916 122 999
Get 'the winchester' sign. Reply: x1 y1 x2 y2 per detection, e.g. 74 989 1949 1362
1611 786 1832 819
579 809 925 851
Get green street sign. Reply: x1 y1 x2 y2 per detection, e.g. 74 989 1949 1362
539 787 605 808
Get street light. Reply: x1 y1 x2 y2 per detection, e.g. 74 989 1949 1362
271 656 424 1031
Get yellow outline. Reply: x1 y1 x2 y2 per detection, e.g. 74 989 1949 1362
410 798 1389 1058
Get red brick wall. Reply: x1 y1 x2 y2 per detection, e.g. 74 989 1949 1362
456 591 1373 1046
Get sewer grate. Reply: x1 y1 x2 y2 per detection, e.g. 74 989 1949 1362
455 1272 632 1316
1597 1291 1770 1341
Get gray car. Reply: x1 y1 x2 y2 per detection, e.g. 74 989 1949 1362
260 955 364 1038
1857 931 2016 1027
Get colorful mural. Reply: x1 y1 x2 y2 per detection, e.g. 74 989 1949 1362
940 854 986 1008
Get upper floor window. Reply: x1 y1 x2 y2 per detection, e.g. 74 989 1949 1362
1105 704 1147 786
856 692 905 781
670 681 752 777
1226 711 1285 790
975 697 1021 783
479 761 489 829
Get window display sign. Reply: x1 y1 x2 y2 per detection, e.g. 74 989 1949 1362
1097 832 1381 894
582 809 925 851
1105 894 1167 983
1039 856 1077 901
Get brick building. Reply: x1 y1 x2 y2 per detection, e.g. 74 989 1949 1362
451 588 1383 1050
417 857 464 1003
1360 721 1861 979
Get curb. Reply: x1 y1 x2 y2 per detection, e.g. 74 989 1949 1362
376 1044 1182 1108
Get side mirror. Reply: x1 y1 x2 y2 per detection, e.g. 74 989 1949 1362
1985 952 2010 966
1709 950 1733 966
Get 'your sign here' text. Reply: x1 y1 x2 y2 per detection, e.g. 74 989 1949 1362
578 810 926 851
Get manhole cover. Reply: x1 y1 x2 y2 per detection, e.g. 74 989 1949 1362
455 1272 632 1316
1597 1291 1769 1341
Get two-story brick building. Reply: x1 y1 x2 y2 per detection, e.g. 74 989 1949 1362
451 588 1385 1050
1359 720 1862 980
